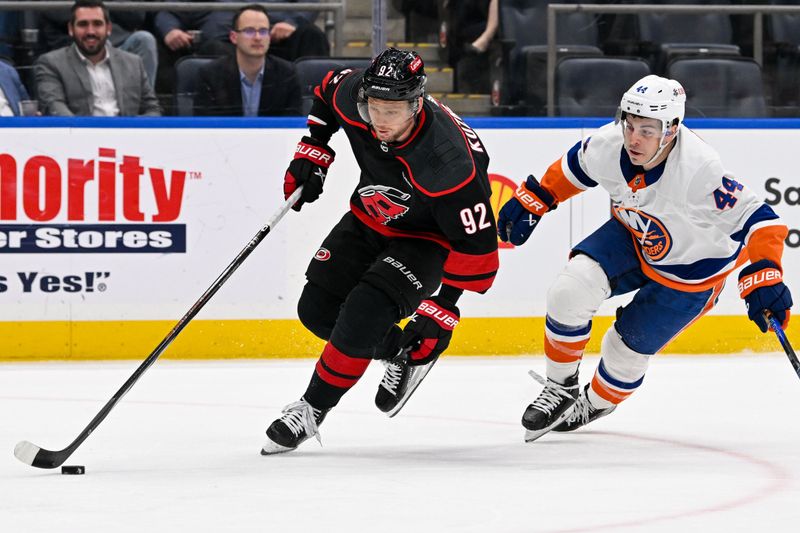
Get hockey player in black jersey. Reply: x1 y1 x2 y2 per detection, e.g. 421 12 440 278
261 48 499 454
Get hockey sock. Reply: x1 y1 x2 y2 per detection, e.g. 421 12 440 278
304 341 371 410
544 316 591 383
589 327 650 407
587 382 616 410
374 324 403 360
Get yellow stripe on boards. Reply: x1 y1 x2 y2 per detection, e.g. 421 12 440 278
0 315 790 361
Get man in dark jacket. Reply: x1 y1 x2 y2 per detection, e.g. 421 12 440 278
194 4 300 116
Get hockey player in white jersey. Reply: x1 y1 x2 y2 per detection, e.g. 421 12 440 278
497 75 793 442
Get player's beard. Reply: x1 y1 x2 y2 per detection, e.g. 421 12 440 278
76 33 107 57
374 116 416 143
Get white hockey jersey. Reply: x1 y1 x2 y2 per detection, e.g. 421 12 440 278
541 122 783 291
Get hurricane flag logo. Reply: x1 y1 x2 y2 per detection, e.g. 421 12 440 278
358 185 411 224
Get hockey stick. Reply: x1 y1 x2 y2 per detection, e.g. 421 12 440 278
14 188 304 469
767 314 800 380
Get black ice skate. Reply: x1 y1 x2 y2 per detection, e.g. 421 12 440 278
375 349 439 418
522 370 579 442
261 398 329 455
553 384 616 432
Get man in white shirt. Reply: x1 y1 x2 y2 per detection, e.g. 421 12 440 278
34 0 160 117
0 60 31 116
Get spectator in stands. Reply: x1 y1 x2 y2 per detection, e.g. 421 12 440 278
392 0 445 42
34 0 160 116
39 0 159 88
446 0 498 93
0 11 20 59
153 0 329 59
152 0 234 56
0 60 32 116
194 4 301 116
259 0 330 62
150 0 238 94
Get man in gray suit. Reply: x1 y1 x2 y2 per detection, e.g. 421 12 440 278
34 0 160 116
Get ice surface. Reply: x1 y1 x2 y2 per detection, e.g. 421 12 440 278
1 355 799 532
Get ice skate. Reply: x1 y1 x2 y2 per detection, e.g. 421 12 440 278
261 398 329 455
553 384 616 432
375 349 439 417
522 370 579 442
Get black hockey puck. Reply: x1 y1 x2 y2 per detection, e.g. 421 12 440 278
61 465 85 475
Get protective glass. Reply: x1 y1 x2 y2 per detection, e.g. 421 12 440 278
622 118 661 140
357 96 418 124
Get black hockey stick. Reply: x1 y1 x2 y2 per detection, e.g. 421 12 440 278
767 314 800 380
14 188 304 469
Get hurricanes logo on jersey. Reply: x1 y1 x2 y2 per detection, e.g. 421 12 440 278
613 206 672 261
358 185 411 224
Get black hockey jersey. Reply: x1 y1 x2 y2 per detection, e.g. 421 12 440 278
306 68 499 293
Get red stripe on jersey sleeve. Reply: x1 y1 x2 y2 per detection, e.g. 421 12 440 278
441 274 496 293
442 249 498 292
444 249 499 277
320 70 334 93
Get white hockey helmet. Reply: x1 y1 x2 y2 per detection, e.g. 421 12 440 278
618 75 686 133
617 75 686 164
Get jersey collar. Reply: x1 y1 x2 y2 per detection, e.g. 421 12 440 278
619 147 667 191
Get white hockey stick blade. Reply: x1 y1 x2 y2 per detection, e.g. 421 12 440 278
14 441 41 465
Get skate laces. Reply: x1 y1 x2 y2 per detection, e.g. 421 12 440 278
279 399 323 445
380 360 404 393
561 393 595 426
528 370 578 414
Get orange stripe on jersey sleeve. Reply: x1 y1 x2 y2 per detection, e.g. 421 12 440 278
540 157 583 204
747 224 788 269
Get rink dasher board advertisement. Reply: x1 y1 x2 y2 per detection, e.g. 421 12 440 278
0 118 797 358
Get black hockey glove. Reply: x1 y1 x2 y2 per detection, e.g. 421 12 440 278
400 296 460 366
283 136 335 211
497 175 556 246
738 259 792 333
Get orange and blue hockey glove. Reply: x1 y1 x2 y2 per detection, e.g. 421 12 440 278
497 175 556 246
738 259 793 332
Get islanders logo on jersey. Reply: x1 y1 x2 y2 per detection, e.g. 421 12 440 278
358 185 411 224
612 206 673 261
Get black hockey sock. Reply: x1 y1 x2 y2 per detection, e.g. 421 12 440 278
304 341 371 409
374 324 403 360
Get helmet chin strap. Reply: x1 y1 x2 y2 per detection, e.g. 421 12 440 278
643 127 677 167
617 110 678 167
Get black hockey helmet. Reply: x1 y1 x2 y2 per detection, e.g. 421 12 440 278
360 48 427 101
357 48 426 122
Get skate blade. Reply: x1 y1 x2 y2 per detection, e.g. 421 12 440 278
260 440 296 455
523 407 575 443
385 360 437 418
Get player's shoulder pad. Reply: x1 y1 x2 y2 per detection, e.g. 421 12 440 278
317 67 361 101
676 127 727 194
587 122 621 151
402 100 485 197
